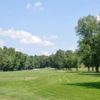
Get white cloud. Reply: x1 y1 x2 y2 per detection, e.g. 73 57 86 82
96 15 100 21
26 1 44 11
0 40 5 47
0 28 54 47
43 40 54 46
34 1 44 11
34 1 42 7
26 3 32 9
41 51 50 56
68 47 77 52
43 35 58 41
15 48 20 52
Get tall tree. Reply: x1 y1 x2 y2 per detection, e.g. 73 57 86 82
76 15 100 72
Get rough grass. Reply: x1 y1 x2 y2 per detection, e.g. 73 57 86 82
0 69 100 100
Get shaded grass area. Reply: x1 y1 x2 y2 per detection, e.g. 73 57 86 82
0 69 100 100
78 72 100 77
66 82 100 89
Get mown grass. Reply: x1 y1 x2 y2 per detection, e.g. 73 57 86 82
0 68 100 100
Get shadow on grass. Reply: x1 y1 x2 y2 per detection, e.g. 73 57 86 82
78 72 100 77
65 71 100 76
64 82 100 89
65 71 78 73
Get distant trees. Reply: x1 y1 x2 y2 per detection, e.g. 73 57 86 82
65 50 78 71
76 15 100 72
0 46 79 71
53 50 66 69
0 47 36 71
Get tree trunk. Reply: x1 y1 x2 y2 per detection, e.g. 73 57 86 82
88 66 90 72
76 66 78 71
92 66 94 72
95 66 99 73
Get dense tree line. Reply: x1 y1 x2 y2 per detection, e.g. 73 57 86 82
0 46 78 71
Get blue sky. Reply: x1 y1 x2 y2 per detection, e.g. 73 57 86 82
0 0 100 55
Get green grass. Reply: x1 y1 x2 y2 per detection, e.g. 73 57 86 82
0 69 100 100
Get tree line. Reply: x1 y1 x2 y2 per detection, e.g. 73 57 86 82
0 15 100 72
0 46 78 71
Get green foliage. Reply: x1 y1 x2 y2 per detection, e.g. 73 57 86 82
53 49 66 69
0 46 79 71
76 15 97 39
65 50 78 70
0 47 36 71
76 15 100 72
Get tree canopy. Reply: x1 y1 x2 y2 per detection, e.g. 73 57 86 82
76 15 100 72
0 46 78 71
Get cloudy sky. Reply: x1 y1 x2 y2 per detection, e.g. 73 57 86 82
0 0 99 55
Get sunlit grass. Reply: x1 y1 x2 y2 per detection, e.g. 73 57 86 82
0 68 100 100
